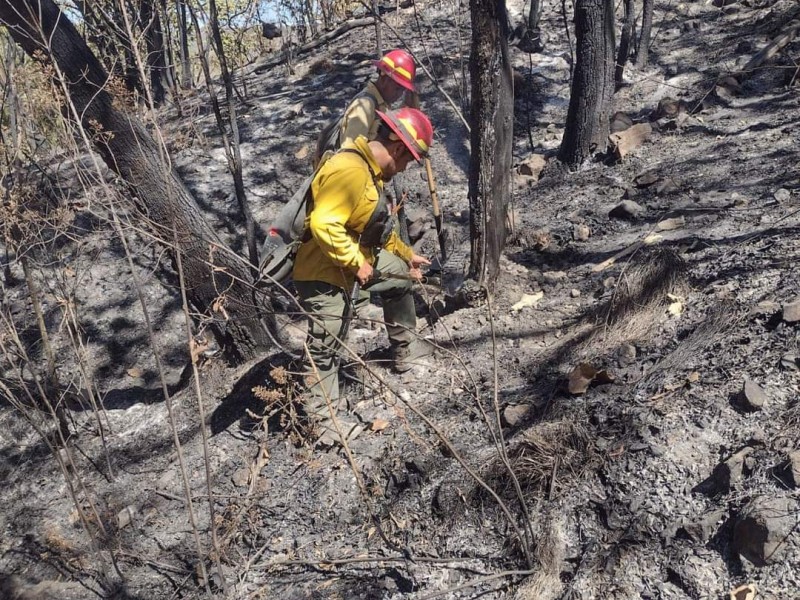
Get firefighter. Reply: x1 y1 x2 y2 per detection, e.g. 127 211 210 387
294 107 434 446
315 49 417 166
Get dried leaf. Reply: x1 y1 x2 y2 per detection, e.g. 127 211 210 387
371 418 390 432
126 366 143 378
511 291 544 312
294 145 309 160
687 371 701 383
668 301 684 316
64 267 76 278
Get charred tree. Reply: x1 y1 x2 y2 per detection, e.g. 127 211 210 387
468 0 513 287
176 0 192 87
0 0 274 362
615 0 635 89
139 0 170 105
558 0 615 168
635 0 654 67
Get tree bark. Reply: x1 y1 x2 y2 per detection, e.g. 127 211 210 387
635 0 653 68
615 0 635 89
558 0 615 168
0 0 274 362
468 0 513 288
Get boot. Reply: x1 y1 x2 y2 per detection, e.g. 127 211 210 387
393 339 436 373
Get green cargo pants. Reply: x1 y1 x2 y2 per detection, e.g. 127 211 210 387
294 250 416 417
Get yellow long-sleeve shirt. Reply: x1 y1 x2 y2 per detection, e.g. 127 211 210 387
293 136 414 290
338 81 387 147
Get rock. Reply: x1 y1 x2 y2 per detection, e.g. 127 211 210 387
622 186 638 199
572 223 591 241
609 111 633 133
698 447 753 495
655 97 684 119
739 378 767 412
117 505 137 529
517 154 547 179
570 288 581 298
634 171 660 187
774 188 790 202
680 508 726 543
609 200 645 220
232 468 251 487
609 123 652 159
655 177 679 195
733 496 796 566
502 404 530 427
782 298 800 322
542 271 567 284
617 343 637 366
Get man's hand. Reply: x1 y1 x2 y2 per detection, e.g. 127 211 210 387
356 260 374 285
408 254 431 281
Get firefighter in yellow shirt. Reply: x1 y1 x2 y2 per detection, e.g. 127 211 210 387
294 107 434 446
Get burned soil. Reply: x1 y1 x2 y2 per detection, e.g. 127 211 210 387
2 0 800 599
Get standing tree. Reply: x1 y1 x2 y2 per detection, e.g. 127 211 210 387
0 0 275 361
467 0 513 288
636 0 654 67
558 0 615 168
176 0 193 87
615 0 636 89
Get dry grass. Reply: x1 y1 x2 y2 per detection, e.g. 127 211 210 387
583 247 688 355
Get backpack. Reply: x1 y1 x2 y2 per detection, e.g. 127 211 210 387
258 169 317 283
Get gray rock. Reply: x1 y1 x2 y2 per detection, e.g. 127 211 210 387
774 188 790 202
740 379 767 411
617 343 637 366
680 508 726 542
708 447 753 493
782 298 800 323
609 200 645 220
502 404 530 427
733 496 796 566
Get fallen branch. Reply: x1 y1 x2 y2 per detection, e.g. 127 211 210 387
738 18 800 81
250 18 376 74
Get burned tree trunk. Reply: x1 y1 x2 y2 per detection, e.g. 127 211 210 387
140 0 169 105
636 0 654 68
177 0 193 88
558 0 615 168
468 0 513 287
0 0 274 362
615 0 635 89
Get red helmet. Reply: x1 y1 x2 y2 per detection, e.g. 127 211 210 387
375 49 416 92
377 107 433 162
